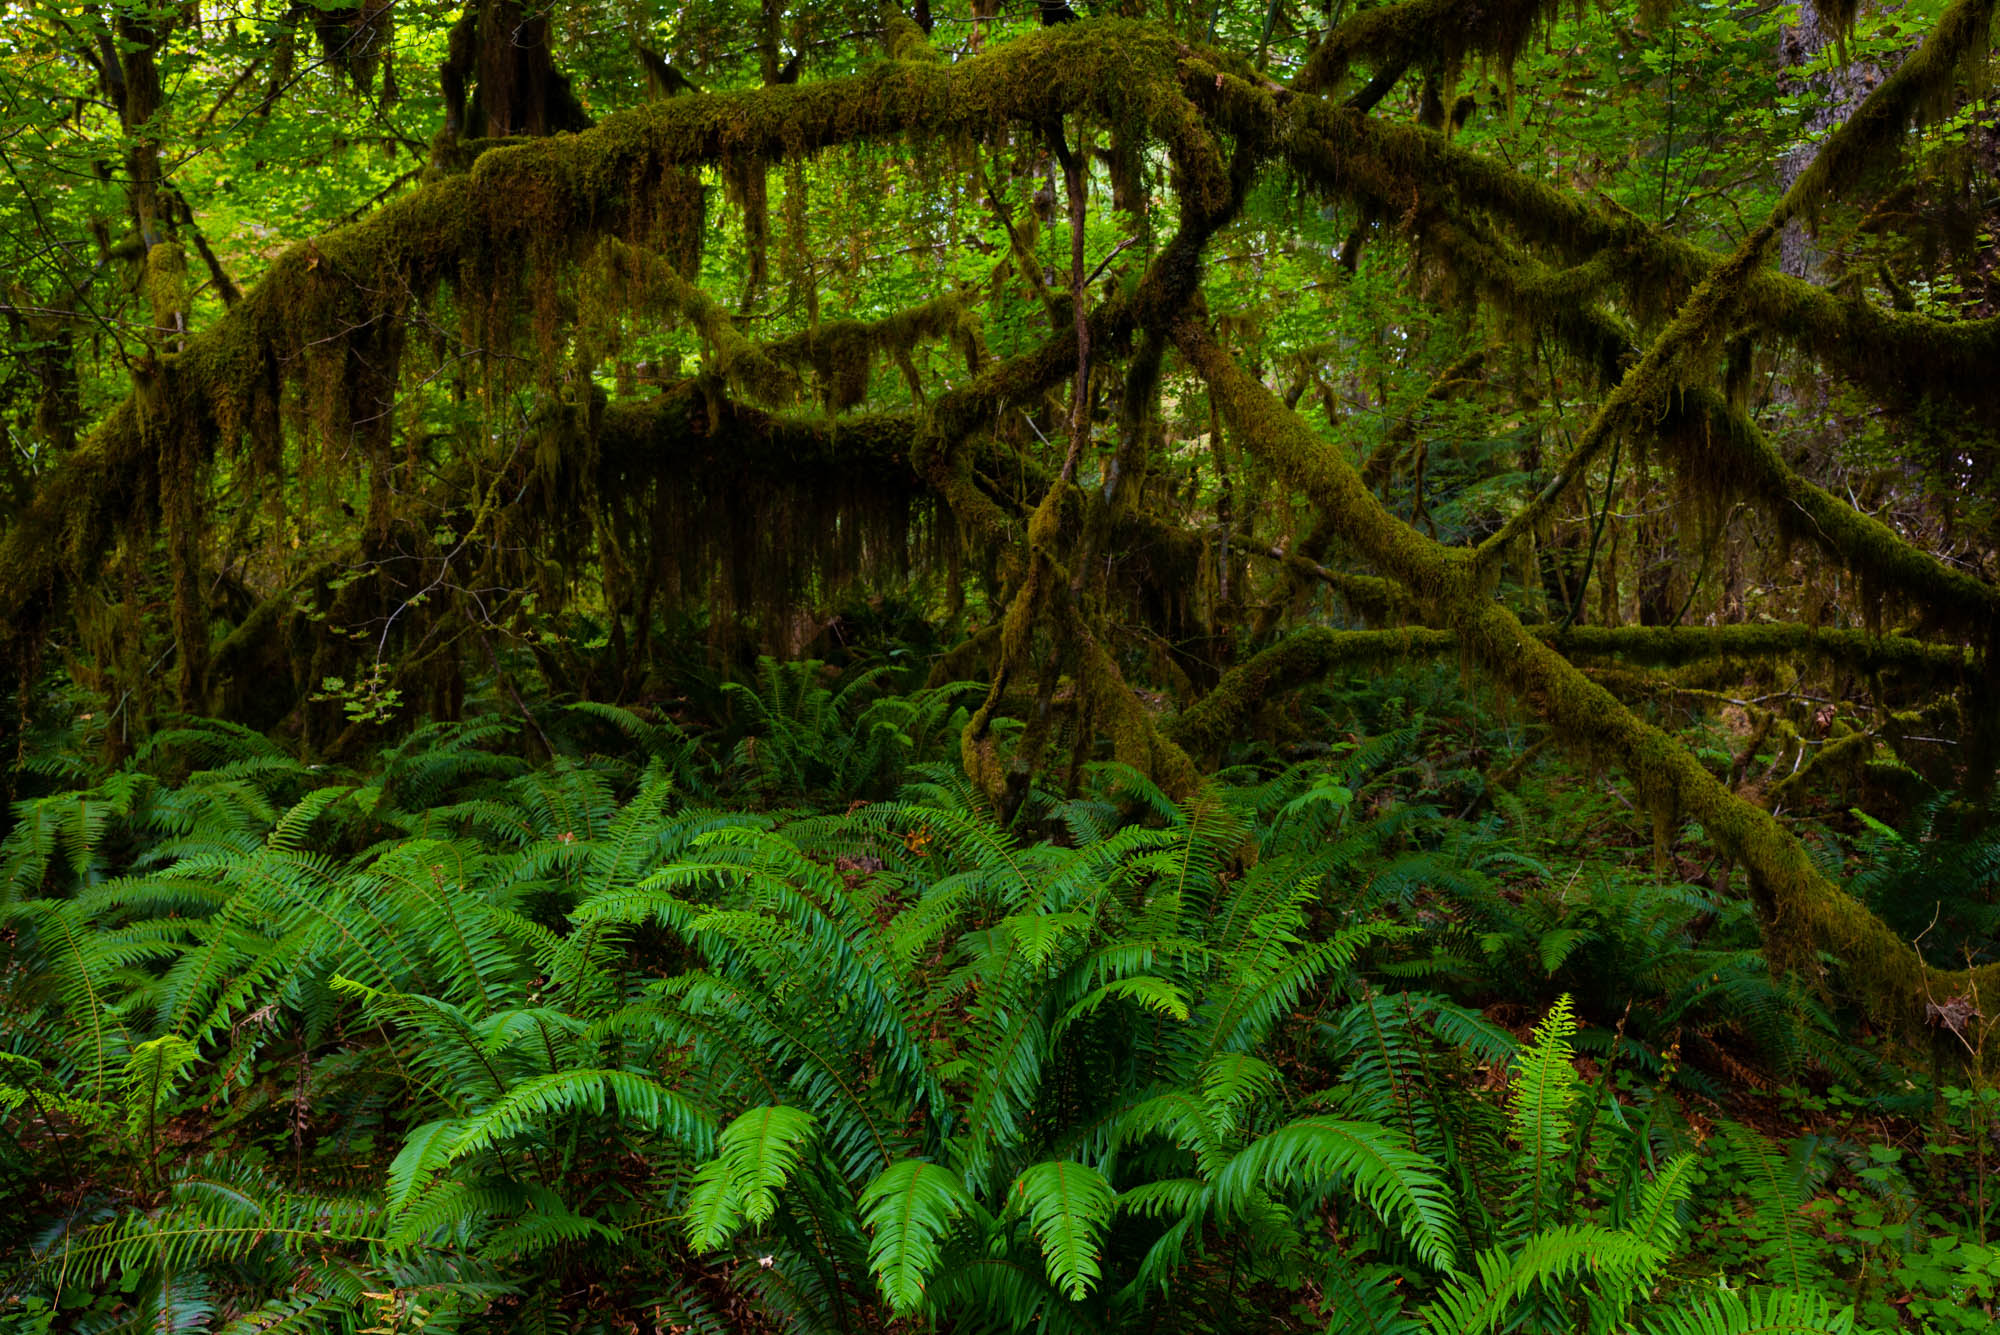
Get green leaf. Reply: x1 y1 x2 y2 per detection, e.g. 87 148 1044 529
385 1118 463 1218
1507 994 1578 1233
857 1159 975 1313
1010 1159 1116 1301
1218 1115 1459 1274
1641 1286 1854 1335
124 1035 198 1138
1421 1223 1660 1335
686 1104 818 1252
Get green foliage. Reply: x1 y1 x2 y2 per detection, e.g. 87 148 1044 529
686 1104 819 1251
859 1158 979 1312
1010 1158 1117 1300
720 658 980 804
2 686 1975 1334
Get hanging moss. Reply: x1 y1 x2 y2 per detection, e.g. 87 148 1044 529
1293 0 1563 98
1773 0 1996 231
588 383 949 654
1263 87 2000 425
0 19 1243 703
587 240 796 405
1421 222 2000 631
761 293 980 415
1179 309 2000 1041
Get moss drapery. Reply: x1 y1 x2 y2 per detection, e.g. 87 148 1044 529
4 3 1998 1037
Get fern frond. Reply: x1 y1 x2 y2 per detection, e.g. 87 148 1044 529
1216 1116 1458 1273
1009 1158 1116 1301
1322 1256 1423 1335
1419 1223 1660 1335
447 1068 714 1164
1506 995 1579 1234
686 1104 819 1251
857 1158 976 1313
1641 1287 1854 1335
1720 1122 1820 1290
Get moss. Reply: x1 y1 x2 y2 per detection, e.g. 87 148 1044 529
1063 591 1199 797
1773 0 1996 230
761 293 978 415
1294 0 1561 97
1176 319 1475 617
589 383 946 651
1167 621 1962 760
1180 309 1999 1041
1550 624 1975 675
589 239 797 405
144 242 189 337
1767 727 1877 807
1165 626 1455 756
1467 218 1779 569
882 8 939 63
1266 95 2000 426
1408 220 2000 631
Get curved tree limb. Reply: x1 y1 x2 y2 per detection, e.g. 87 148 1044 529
1176 313 1995 1035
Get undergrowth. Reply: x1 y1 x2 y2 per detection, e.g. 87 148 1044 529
1 666 1996 1335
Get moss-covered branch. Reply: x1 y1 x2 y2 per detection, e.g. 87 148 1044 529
1166 625 1457 754
1168 620 1971 756
1273 76 2000 423
1546 623 1975 674
1294 0 1558 96
1175 313 1999 1038
0 21 1227 691
1461 0 1997 563
1423 220 2000 629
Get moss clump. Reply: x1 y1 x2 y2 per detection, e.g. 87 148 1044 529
762 294 981 415
1294 0 1563 99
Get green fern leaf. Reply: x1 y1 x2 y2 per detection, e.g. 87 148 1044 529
1507 994 1579 1233
857 1158 975 1313
1217 1115 1459 1274
1010 1158 1116 1301
1642 1286 1854 1335
1627 1152 1698 1252
1420 1222 1659 1335
124 1034 198 1138
686 1104 819 1251
1055 975 1192 1033
447 1068 713 1163
1720 1122 1819 1290
385 1118 463 1217
1322 1256 1423 1335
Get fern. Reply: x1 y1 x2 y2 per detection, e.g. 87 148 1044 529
1215 1116 1459 1273
1641 1287 1854 1335
1506 994 1579 1236
857 1158 977 1313
1009 1158 1117 1301
685 1104 819 1251
1418 1223 1660 1335
1720 1122 1824 1291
